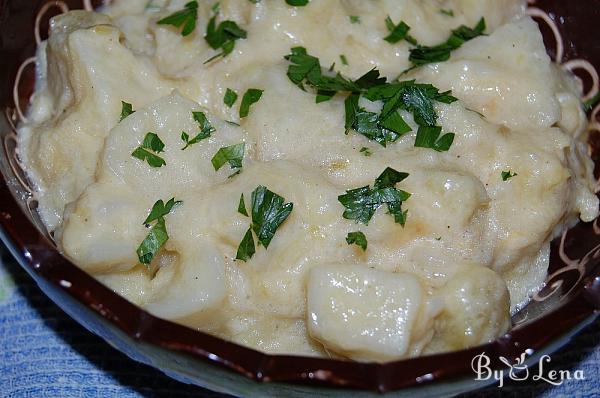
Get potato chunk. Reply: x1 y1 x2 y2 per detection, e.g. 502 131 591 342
433 265 510 351
307 264 427 362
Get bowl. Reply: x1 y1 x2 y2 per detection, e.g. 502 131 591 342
1 0 600 396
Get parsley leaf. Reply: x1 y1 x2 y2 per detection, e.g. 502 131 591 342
286 0 309 5
236 228 256 261
136 198 181 265
181 111 215 150
374 167 409 189
137 217 169 265
284 47 364 97
224 88 238 107
349 15 360 24
284 48 457 151
236 186 293 261
384 16 417 45
251 186 294 248
347 80 456 147
440 9 454 17
239 89 264 118
204 12 247 61
340 54 349 66
359 147 372 156
584 91 600 111
132 132 166 167
142 132 165 152
346 231 367 251
338 167 411 226
238 193 248 216
409 18 486 66
414 126 455 152
346 103 411 147
143 198 182 225
211 143 245 171
120 101 134 121
157 1 198 37
501 170 517 181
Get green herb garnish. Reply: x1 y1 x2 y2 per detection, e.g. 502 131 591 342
349 15 360 24
211 143 245 171
157 1 198 36
239 88 264 118
284 47 457 150
136 198 181 264
409 18 486 66
359 147 372 156
120 101 134 121
340 54 349 66
440 9 454 17
143 197 182 224
584 91 600 111
414 126 455 152
204 10 247 62
224 88 238 107
284 46 385 103
251 186 294 247
338 167 411 226
501 170 517 181
132 132 166 167
346 231 367 251
181 111 215 150
238 193 248 216
384 16 417 45
236 228 256 261
235 186 294 261
286 0 309 6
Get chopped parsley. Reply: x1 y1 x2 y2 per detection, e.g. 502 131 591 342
249 0 308 5
132 132 166 167
251 186 294 247
345 94 412 147
284 47 457 151
224 88 238 107
238 193 248 216
414 126 455 152
349 15 360 24
584 91 600 111
236 228 256 261
502 170 517 181
346 231 367 251
409 18 486 66
120 101 134 121
239 88 264 118
359 147 372 156
143 197 182 225
340 54 349 66
211 143 245 171
440 9 454 17
136 198 181 264
384 16 417 45
286 0 309 6
350 80 457 148
157 1 198 36
204 9 247 62
236 186 294 261
181 111 215 150
338 167 411 226
284 46 385 102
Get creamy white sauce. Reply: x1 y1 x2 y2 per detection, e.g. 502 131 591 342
17 0 599 362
